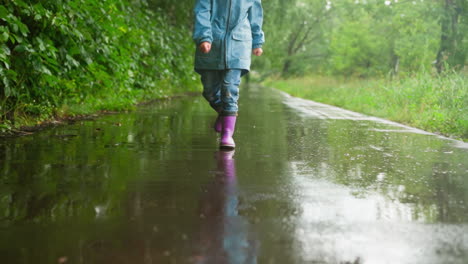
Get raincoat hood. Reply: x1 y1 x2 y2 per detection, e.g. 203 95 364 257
193 0 265 74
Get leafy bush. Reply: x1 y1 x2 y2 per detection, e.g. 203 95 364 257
0 0 197 126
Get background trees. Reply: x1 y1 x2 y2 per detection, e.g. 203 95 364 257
260 0 331 76
258 0 467 77
436 0 468 72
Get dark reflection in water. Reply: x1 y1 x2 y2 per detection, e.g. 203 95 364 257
0 86 467 264
194 150 258 264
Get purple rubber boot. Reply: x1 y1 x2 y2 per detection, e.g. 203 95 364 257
220 116 237 149
214 115 222 133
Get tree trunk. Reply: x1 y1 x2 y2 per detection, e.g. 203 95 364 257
282 59 292 77
436 0 464 72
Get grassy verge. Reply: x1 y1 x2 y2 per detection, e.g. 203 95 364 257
0 82 199 135
265 72 468 141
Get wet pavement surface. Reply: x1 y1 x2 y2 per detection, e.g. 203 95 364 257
0 86 467 264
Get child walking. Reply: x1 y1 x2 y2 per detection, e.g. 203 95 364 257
193 0 265 149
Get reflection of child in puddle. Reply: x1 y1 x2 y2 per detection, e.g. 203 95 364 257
193 151 258 263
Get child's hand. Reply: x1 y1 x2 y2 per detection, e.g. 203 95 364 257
199 42 212 53
253 48 263 56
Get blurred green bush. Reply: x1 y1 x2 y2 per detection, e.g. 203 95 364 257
0 0 197 127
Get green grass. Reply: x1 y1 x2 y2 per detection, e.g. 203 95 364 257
1 81 198 135
265 72 468 141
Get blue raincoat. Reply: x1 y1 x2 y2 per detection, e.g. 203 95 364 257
193 0 265 75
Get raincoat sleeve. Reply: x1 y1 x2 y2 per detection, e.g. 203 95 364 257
248 0 265 49
193 0 213 45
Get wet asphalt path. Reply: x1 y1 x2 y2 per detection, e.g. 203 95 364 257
0 85 467 264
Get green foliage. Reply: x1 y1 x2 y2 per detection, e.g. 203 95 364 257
436 0 468 71
266 72 468 140
147 0 195 25
0 0 197 127
259 0 466 77
258 0 331 77
328 16 388 77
